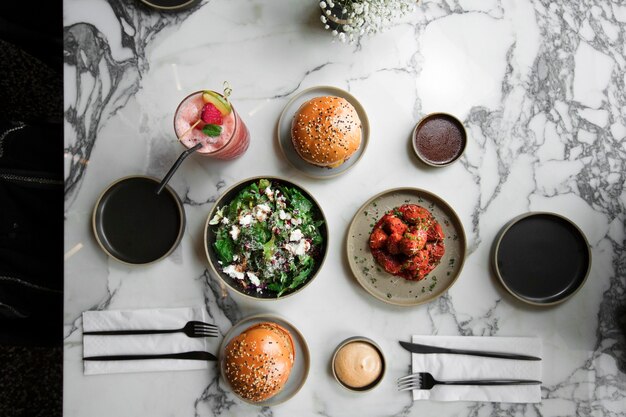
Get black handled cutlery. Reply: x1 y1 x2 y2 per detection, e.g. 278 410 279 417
83 351 217 361
399 341 541 361
83 321 218 338
398 372 541 391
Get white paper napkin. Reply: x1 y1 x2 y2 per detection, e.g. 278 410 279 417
83 307 213 375
411 335 542 403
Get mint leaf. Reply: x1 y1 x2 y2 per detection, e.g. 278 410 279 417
202 124 222 137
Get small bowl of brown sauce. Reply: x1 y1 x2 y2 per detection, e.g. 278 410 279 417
412 113 467 167
331 337 385 392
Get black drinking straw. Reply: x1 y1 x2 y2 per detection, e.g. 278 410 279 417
156 142 203 195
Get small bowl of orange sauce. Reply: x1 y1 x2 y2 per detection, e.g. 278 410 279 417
331 337 385 392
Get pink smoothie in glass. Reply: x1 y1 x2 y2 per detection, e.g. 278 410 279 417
174 91 250 159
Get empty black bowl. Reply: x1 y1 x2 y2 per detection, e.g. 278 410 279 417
492 212 591 306
93 176 185 265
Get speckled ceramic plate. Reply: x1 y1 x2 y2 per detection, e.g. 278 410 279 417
346 188 466 306
218 314 310 406
277 85 370 179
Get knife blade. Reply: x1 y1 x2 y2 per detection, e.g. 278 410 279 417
399 341 541 361
83 351 217 361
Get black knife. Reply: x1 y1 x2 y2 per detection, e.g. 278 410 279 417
83 351 217 361
399 341 541 361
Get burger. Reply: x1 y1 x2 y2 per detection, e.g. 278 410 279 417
222 322 295 402
291 96 362 168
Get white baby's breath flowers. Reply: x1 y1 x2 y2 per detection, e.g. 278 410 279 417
319 0 416 43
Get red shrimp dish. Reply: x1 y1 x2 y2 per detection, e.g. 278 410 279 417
369 204 445 281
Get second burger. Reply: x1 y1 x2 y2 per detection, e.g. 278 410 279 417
222 321 295 402
291 96 362 168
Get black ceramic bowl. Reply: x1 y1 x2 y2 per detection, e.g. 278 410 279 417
492 212 591 306
203 176 328 300
93 175 185 265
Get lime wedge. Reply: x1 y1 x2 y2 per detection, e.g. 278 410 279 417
202 90 232 115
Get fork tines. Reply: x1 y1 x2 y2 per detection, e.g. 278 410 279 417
191 321 219 337
190 320 218 329
397 373 423 391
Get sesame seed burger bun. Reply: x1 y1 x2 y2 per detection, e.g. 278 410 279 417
223 321 295 402
291 96 362 168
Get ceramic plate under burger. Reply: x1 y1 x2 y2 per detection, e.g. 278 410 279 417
346 188 467 306
218 314 310 406
277 85 370 179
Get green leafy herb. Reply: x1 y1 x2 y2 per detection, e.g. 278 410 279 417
281 186 312 213
263 235 276 260
214 232 234 264
202 124 222 137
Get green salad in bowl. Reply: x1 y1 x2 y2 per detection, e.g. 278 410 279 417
204 177 328 299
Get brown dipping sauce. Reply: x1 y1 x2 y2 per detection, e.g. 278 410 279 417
414 114 466 165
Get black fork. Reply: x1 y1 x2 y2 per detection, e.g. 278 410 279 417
83 320 219 338
397 372 541 391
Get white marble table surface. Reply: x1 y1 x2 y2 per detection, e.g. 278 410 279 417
62 0 626 416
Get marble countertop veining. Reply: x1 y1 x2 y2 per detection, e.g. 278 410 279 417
63 0 626 416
